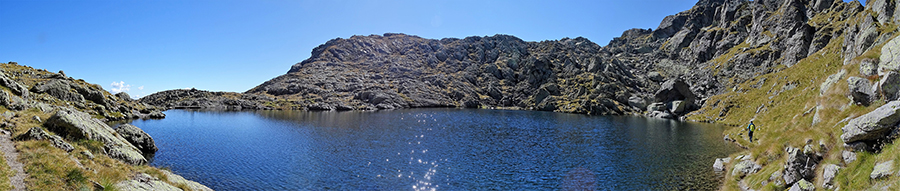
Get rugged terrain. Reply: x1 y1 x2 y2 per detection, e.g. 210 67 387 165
135 0 900 190
0 62 211 190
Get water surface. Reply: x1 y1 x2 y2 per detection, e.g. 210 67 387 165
131 108 738 190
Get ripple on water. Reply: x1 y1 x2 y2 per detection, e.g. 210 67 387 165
132 109 739 190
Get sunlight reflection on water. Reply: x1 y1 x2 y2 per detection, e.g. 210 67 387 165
133 108 739 190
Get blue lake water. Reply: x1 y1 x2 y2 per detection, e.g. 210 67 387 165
129 108 739 190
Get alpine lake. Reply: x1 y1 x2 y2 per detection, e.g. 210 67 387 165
126 108 740 190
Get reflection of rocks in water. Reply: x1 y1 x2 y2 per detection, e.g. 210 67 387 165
562 167 596 190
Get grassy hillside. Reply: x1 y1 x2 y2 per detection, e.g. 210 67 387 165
686 17 900 191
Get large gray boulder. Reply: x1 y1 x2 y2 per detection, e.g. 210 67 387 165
31 80 84 103
0 91 26 110
878 71 900 101
841 101 900 143
870 160 894 179
822 164 840 189
45 108 146 165
783 146 820 186
847 77 875 106
116 124 158 154
654 78 697 104
14 127 74 152
880 35 900 74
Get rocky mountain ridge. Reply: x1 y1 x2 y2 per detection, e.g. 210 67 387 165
136 0 900 190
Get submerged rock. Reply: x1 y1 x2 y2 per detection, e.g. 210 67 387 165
45 108 146 165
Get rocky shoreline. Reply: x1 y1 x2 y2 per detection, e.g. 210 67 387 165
0 62 211 190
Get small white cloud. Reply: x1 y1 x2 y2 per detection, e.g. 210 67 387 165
137 86 144 90
110 81 131 94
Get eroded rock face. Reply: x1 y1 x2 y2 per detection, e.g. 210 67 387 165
116 124 158 154
841 101 900 144
161 170 213 191
45 108 146 165
32 80 84 103
139 88 275 110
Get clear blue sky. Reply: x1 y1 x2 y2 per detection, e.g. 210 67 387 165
0 0 864 98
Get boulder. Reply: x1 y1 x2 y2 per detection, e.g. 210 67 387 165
860 58 879 76
116 92 134 102
842 150 858 164
820 69 846 95
669 100 687 114
648 72 664 82
148 111 166 119
13 127 74 152
880 35 900 74
648 110 675 119
647 102 666 111
0 91 26 110
0 71 29 97
627 96 646 110
115 124 158 154
783 146 820 186
787 179 814 191
45 108 146 165
847 77 875 106
768 171 785 187
841 101 900 143
731 156 761 178
822 164 840 189
713 157 731 172
654 78 697 104
870 160 894 179
878 71 900 101
32 80 84 103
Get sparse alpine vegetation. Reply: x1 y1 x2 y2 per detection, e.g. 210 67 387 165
0 62 211 190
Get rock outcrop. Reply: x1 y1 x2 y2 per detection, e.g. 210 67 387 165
45 108 147 165
731 155 761 178
115 124 158 154
114 172 212 191
841 101 900 148
139 88 275 110
782 146 821 186
13 127 74 152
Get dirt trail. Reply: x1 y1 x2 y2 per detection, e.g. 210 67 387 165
0 130 26 191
